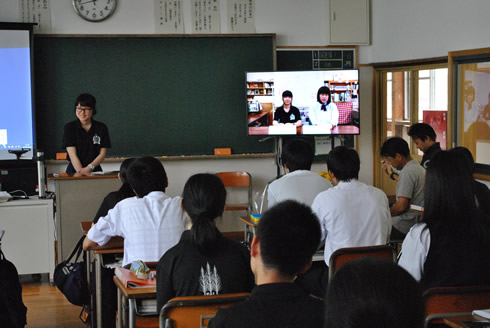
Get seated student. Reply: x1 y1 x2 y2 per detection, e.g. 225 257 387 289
381 137 425 239
83 156 187 267
308 86 339 127
398 151 490 290
273 90 302 126
325 258 424 328
208 200 324 328
268 138 332 208
91 157 135 328
449 146 490 216
156 173 254 313
303 146 391 298
407 122 442 168
93 157 135 223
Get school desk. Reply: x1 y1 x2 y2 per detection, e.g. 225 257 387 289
49 173 120 261
443 314 490 328
113 275 157 328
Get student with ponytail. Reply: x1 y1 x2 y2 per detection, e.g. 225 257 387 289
156 173 255 313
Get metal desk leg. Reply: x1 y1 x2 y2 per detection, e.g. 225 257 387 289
95 253 103 328
116 287 122 328
128 299 136 328
85 250 93 328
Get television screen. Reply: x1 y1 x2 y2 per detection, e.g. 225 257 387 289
246 70 359 136
0 23 35 160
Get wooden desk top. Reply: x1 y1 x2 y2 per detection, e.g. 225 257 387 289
443 314 490 328
48 172 119 181
248 125 359 135
113 275 156 299
81 221 92 234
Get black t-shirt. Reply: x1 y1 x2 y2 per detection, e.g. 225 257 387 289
156 231 254 313
62 119 111 173
273 105 301 124
421 142 442 168
208 283 324 328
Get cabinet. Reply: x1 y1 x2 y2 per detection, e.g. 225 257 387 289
247 81 274 97
325 80 359 103
329 0 370 45
0 198 55 281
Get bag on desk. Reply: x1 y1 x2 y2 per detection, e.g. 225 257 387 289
54 235 89 306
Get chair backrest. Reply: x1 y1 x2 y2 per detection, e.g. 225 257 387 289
159 293 249 328
423 285 490 327
328 245 396 281
215 172 252 215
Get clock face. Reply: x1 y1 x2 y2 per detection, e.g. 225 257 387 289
73 0 117 22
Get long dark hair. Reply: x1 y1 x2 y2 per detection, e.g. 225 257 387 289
182 173 226 256
423 151 483 237
421 150 488 288
116 158 136 202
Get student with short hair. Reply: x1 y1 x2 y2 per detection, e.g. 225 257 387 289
273 90 302 126
304 146 391 297
308 86 339 126
381 137 425 239
83 156 187 267
325 258 424 328
208 200 324 328
407 123 441 168
267 138 332 207
156 173 254 313
398 150 490 289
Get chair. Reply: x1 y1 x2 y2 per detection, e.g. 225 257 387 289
328 245 396 281
216 172 253 243
423 285 490 328
216 172 252 216
159 293 250 328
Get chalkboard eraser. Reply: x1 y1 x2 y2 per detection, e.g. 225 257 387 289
214 148 231 156
56 152 67 160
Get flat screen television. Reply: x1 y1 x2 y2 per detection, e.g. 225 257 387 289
246 70 359 136
0 23 35 160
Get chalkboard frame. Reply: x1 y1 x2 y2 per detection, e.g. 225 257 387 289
33 34 276 159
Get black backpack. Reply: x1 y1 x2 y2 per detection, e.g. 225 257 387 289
0 249 28 327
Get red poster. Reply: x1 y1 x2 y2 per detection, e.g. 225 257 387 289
423 110 447 150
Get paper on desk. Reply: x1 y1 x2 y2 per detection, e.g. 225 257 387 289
473 309 490 319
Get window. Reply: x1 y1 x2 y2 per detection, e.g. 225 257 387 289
374 63 448 192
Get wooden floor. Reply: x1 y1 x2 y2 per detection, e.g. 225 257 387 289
21 274 86 328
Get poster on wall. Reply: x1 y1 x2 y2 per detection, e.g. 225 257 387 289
423 110 447 150
227 0 255 33
191 0 221 33
154 0 185 33
19 0 51 33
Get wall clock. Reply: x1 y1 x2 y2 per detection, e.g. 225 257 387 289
72 0 117 22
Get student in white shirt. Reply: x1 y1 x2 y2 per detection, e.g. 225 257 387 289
297 146 391 297
83 156 187 267
308 86 339 127
268 138 332 208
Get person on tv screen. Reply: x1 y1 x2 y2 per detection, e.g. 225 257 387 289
308 86 339 127
62 93 111 175
273 90 302 126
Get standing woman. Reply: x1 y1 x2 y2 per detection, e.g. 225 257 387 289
62 93 111 175
156 173 254 313
308 86 339 127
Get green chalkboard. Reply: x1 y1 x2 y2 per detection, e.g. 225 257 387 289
33 35 276 159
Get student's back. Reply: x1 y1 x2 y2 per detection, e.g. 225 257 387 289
156 174 254 313
208 282 323 328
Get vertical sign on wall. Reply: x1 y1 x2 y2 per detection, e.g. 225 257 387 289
154 0 185 33
227 0 256 33
191 0 221 33
19 0 51 33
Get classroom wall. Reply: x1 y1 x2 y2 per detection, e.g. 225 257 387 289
2 0 489 186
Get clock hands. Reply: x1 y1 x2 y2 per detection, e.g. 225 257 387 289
79 0 97 5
